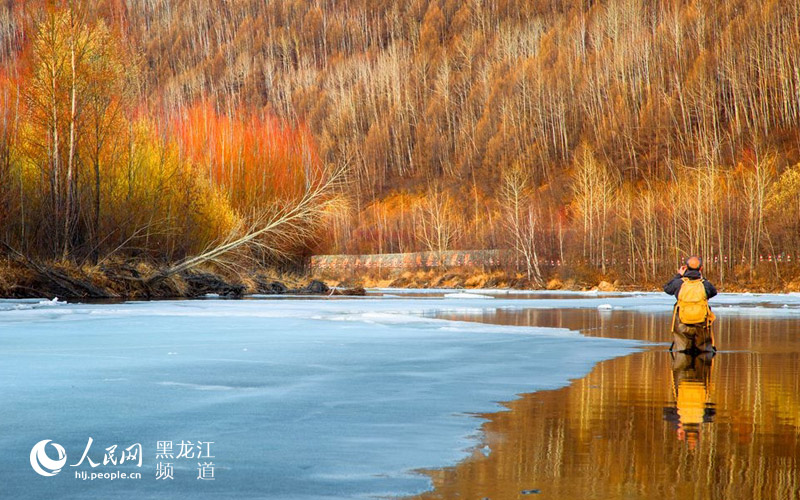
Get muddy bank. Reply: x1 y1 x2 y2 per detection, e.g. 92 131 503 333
4 259 797 299
0 260 364 299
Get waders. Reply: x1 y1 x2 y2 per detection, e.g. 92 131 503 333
670 304 716 353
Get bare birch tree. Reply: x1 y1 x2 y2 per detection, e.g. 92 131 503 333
501 164 543 286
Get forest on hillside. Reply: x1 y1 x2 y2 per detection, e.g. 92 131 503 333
1 0 800 289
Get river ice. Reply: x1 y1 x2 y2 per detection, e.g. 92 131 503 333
1 291 796 499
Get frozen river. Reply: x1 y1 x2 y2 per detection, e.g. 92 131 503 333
1 291 799 499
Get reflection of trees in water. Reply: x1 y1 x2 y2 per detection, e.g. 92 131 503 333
437 308 800 350
415 349 800 500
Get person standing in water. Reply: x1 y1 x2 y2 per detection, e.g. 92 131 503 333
663 256 718 352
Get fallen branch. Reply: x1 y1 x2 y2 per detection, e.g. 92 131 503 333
147 161 347 286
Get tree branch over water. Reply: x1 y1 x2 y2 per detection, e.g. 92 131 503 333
147 161 348 284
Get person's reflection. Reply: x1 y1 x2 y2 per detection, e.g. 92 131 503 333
663 351 716 450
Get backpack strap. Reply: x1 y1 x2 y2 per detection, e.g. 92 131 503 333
673 278 689 331
671 303 677 332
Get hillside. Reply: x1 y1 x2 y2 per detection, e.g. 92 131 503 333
2 0 800 288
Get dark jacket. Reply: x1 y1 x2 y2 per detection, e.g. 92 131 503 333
663 269 717 299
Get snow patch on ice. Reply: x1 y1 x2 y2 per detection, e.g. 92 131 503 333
443 292 494 299
0 296 66 312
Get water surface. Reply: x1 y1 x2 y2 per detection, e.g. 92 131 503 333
0 297 638 499
2 294 798 499
418 305 800 500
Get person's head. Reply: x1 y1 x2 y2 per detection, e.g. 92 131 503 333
686 256 703 271
676 423 700 450
686 429 699 450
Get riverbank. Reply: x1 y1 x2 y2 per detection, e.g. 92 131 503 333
0 259 363 299
3 258 799 299
314 265 800 294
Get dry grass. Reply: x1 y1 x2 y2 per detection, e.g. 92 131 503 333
313 264 797 293
314 267 557 290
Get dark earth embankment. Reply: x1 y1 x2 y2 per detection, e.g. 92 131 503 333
0 259 364 299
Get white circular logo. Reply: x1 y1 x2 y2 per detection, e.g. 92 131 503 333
30 440 67 477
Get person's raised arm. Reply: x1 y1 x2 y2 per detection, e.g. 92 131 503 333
663 266 686 296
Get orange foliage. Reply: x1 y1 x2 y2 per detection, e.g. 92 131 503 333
3 0 800 282
170 100 321 210
0 2 324 263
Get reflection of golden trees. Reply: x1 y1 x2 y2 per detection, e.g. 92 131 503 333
415 313 800 500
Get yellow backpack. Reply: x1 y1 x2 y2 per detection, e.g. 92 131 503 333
677 278 709 324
